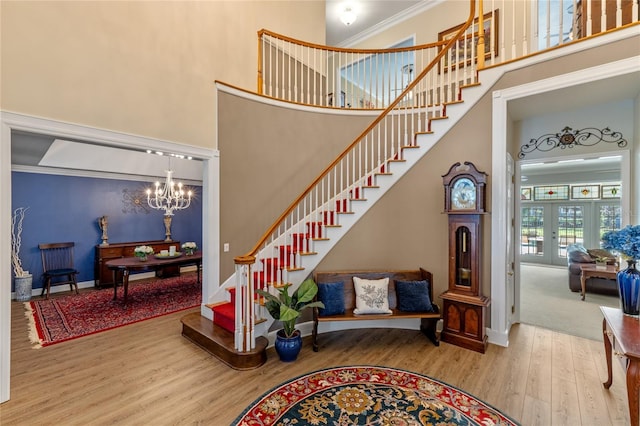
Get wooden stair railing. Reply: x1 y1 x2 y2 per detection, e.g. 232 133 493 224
215 0 479 353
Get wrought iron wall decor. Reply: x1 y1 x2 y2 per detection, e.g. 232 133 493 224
121 188 151 214
518 126 627 159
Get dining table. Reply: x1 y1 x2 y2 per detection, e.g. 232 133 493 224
106 251 202 304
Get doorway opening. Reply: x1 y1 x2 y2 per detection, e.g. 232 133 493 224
516 154 623 339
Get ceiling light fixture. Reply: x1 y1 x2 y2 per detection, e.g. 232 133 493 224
340 6 357 26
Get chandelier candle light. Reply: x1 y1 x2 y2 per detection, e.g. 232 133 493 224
146 154 193 242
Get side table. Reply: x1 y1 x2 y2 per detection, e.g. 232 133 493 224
601 306 639 426
580 264 617 300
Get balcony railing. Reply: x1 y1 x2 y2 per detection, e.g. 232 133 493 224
258 0 638 111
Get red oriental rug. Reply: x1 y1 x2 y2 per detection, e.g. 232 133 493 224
25 275 201 347
233 365 520 425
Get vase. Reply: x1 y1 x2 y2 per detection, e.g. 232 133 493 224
138 255 147 262
274 329 302 362
14 274 33 302
616 260 640 316
185 249 194 256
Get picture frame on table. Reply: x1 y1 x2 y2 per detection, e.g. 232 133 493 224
438 10 499 72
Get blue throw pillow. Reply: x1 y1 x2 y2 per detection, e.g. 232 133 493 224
317 281 345 316
395 280 434 312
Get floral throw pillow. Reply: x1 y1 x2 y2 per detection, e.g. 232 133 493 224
352 277 392 315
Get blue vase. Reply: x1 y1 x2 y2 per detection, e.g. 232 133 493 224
274 330 302 362
617 260 640 316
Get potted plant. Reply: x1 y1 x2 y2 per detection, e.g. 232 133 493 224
594 256 608 270
181 241 197 256
133 245 154 261
11 207 32 301
256 278 324 362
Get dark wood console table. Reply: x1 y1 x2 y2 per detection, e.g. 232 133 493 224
106 251 202 304
95 240 181 288
601 306 639 426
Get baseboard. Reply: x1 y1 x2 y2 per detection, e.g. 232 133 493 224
12 266 199 300
486 328 509 347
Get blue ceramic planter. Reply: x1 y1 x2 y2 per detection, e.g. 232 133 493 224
617 260 640 316
274 330 302 362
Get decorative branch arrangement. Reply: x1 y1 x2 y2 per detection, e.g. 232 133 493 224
11 207 29 277
518 126 627 159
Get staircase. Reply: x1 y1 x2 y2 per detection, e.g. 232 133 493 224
181 74 506 369
179 1 501 368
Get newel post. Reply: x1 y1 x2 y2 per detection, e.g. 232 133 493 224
477 0 485 69
234 254 256 351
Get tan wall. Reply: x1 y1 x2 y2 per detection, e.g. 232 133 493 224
0 1 325 149
217 91 377 278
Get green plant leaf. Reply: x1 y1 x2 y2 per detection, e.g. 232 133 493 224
279 305 300 322
295 278 318 304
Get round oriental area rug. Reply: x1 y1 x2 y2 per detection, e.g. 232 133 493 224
233 365 519 425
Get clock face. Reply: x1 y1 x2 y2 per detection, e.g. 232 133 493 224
451 178 476 210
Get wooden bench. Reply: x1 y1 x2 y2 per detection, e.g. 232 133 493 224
312 268 441 352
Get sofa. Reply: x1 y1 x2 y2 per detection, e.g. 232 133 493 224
566 244 619 296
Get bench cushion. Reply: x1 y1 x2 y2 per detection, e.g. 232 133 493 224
353 277 392 315
396 280 434 313
317 281 345 316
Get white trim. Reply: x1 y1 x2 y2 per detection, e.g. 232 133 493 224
0 116 12 403
490 89 510 347
11 165 202 185
0 111 218 403
489 56 639 347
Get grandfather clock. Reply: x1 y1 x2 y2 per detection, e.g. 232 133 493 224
440 162 491 353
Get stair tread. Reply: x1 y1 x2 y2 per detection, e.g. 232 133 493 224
211 302 234 316
181 312 267 370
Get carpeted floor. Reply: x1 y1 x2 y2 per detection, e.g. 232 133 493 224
233 365 520 425
25 274 201 347
519 263 619 341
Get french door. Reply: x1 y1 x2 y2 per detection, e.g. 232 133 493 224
521 203 585 266
520 201 621 266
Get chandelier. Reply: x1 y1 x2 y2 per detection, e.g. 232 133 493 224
146 155 192 216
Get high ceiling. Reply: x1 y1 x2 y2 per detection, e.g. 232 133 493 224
10 3 637 181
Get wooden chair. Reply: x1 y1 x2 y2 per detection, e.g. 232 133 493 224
39 242 79 299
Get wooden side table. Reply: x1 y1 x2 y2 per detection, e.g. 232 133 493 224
580 264 617 300
601 306 639 426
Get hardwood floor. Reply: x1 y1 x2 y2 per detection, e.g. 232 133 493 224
1 297 631 425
